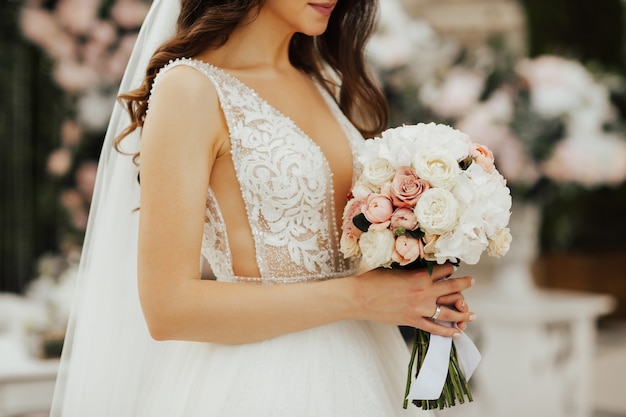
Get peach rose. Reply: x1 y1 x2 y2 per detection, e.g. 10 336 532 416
362 194 393 224
390 207 419 232
392 235 424 266
342 197 367 239
390 166 430 208
470 143 496 173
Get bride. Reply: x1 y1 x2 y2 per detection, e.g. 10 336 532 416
50 0 475 415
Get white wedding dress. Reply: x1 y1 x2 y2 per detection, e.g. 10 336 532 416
54 58 432 416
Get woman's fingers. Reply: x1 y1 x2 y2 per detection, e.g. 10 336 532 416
429 264 455 281
433 276 474 298
432 305 474 325
414 316 461 338
414 306 475 337
436 292 467 312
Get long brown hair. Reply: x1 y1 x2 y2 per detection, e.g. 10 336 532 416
116 0 388 149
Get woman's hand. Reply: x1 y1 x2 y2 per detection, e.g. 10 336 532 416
350 264 475 338
436 290 472 330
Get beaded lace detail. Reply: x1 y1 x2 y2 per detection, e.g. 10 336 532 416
152 58 363 284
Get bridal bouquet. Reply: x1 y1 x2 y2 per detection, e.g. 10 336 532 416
340 123 512 409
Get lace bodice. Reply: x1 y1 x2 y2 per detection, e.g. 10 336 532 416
152 58 363 284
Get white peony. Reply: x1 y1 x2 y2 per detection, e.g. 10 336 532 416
434 226 488 265
456 164 512 236
487 228 512 258
340 233 361 259
412 146 461 190
361 158 396 191
359 228 395 268
427 164 511 264
414 188 459 235
350 181 373 200
358 137 385 165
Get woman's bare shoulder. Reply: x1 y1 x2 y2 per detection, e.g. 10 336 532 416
141 63 229 167
150 63 219 111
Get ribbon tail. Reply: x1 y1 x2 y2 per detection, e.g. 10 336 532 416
406 323 481 401
452 330 481 381
406 332 452 400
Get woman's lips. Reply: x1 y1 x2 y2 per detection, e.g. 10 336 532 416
309 2 335 17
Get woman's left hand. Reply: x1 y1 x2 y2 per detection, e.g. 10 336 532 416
436 291 471 330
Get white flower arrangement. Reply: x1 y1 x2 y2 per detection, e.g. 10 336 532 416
344 123 512 269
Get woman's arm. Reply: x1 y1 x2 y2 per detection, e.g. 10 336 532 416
137 66 474 345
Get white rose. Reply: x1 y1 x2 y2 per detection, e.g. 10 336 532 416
455 164 512 237
415 188 459 235
351 182 373 200
361 158 396 191
340 233 361 259
435 226 488 265
357 137 383 165
413 146 461 190
487 228 512 258
358 228 395 268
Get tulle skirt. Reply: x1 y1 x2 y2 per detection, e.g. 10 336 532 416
58 318 431 416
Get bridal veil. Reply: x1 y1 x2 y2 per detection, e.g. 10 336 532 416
50 0 182 414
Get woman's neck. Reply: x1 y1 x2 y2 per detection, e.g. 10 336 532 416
199 8 296 76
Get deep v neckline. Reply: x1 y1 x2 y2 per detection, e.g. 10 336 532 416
156 57 362 282
201 60 356 181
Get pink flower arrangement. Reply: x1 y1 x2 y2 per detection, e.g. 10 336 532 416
341 123 512 410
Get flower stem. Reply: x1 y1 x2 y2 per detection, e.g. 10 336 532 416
403 328 420 409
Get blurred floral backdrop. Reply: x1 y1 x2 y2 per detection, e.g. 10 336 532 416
1 0 150 296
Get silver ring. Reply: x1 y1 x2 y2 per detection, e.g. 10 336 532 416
430 305 442 320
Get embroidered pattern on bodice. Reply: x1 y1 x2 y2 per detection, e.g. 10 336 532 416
152 58 363 284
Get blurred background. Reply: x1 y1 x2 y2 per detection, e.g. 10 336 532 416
1 0 625 416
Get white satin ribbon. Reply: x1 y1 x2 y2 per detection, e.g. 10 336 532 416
354 261 481 401
406 322 481 401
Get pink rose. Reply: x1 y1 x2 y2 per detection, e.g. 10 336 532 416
470 143 496 173
342 197 367 239
390 166 430 208
390 207 418 232
392 235 424 266
362 194 394 224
